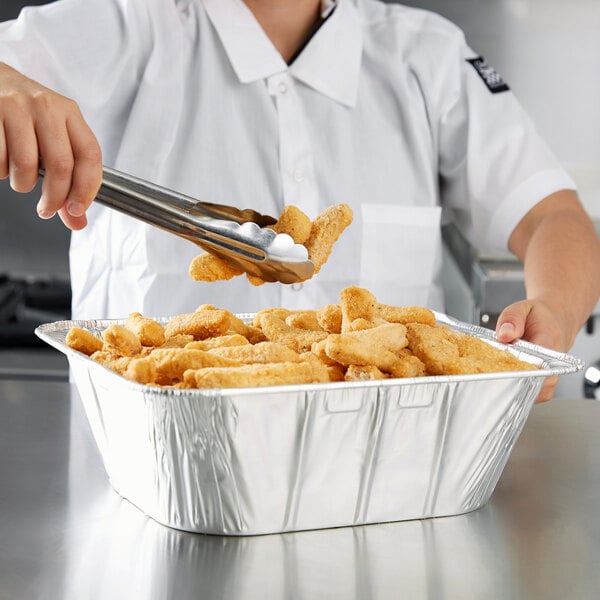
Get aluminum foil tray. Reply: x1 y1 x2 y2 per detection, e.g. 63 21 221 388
36 313 583 535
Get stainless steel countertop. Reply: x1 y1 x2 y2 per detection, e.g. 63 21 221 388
1 380 599 600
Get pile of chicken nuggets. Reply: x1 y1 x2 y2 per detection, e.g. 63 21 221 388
65 286 536 389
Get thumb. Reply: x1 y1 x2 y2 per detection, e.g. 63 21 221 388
495 301 531 343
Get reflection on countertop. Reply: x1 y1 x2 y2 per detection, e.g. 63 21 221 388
1 380 599 600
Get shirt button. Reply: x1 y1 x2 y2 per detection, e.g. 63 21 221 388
291 283 303 292
278 82 288 94
293 167 305 182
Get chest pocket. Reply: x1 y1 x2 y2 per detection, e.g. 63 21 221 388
359 204 443 309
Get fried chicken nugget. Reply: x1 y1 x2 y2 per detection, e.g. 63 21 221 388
325 333 398 374
454 333 536 373
345 365 388 381
257 312 328 353
310 338 342 366
66 326 103 356
325 324 409 377
102 324 143 357
91 350 133 374
353 322 409 354
299 351 338 382
145 347 242 385
209 341 302 364
195 304 266 343
252 307 293 328
377 304 436 326
164 309 231 340
183 361 317 389
189 253 243 282
346 317 387 332
226 313 267 343
160 334 195 348
392 348 427 378
405 323 461 375
124 312 166 347
185 334 251 350
245 205 313 287
285 311 323 331
316 303 342 334
123 357 157 385
272 205 312 244
339 286 378 332
304 203 353 275
189 205 312 286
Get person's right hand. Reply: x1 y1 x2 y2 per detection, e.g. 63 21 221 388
0 62 102 230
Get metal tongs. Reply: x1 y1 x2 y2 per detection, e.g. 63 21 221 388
40 166 315 283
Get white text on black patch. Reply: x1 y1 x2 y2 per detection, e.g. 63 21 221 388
467 57 510 94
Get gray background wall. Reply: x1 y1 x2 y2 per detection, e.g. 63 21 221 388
1 0 599 280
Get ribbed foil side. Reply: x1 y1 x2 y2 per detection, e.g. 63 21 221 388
37 316 583 535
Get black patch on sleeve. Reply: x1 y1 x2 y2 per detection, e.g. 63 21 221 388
466 56 510 94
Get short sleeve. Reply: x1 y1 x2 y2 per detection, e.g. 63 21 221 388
433 25 575 253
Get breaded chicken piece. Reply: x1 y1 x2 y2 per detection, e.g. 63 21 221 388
183 361 317 388
143 347 242 385
257 312 328 353
102 324 143 357
124 312 166 347
344 365 388 381
189 253 243 282
316 303 342 334
164 309 232 340
160 334 195 348
339 286 379 332
352 322 409 355
454 333 536 373
185 334 251 350
66 326 103 356
377 304 436 326
209 341 302 364
123 356 157 385
304 203 353 276
405 323 461 375
285 311 323 332
325 324 409 377
271 205 312 244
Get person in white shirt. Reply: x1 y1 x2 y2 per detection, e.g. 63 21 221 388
0 0 599 402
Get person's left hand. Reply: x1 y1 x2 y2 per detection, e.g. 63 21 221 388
495 298 571 403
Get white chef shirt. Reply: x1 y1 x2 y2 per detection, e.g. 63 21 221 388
0 0 575 319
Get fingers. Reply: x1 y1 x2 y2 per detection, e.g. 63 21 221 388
495 301 531 343
0 64 102 230
65 113 102 218
36 99 102 229
2 104 39 193
497 299 566 403
51 110 102 230
0 123 8 179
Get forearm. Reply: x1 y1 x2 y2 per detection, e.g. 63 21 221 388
509 190 600 349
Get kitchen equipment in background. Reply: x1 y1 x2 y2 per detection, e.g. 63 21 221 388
584 361 600 400
0 274 71 346
0 274 70 380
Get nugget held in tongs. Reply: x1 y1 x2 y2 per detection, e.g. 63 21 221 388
189 203 353 286
51 165 316 284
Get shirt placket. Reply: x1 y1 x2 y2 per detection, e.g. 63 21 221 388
267 73 319 218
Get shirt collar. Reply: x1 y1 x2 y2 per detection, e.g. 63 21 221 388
203 0 362 108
